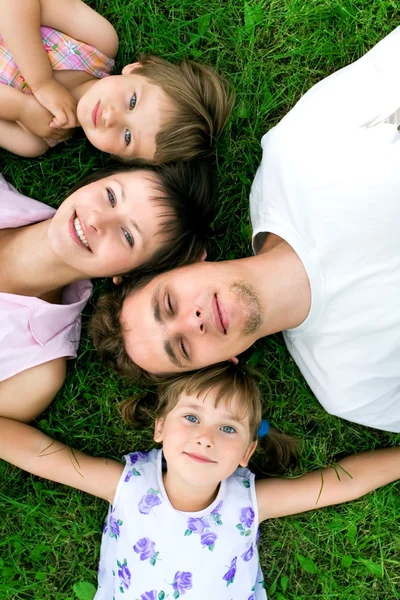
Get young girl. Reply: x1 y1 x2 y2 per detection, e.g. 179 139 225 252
0 0 234 160
0 160 211 422
0 364 398 598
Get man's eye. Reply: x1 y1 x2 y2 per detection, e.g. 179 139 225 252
125 130 131 145
185 415 198 423
123 229 133 248
107 188 116 207
129 94 137 110
180 338 189 360
221 425 236 434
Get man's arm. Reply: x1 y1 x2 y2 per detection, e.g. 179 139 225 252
256 448 400 522
0 417 123 503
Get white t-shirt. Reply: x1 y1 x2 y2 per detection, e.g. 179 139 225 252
96 449 267 599
250 27 400 432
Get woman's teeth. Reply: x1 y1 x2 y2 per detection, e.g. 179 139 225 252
74 217 90 249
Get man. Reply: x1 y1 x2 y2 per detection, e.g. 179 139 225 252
92 28 400 432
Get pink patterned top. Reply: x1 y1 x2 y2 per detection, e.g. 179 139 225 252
0 174 92 383
0 26 114 146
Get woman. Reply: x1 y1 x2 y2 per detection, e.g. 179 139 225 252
0 161 212 421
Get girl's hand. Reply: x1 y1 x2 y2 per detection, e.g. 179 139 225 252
18 93 70 141
32 78 77 129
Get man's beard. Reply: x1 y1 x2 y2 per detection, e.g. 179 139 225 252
230 281 263 336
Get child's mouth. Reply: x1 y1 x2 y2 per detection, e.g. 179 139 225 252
92 101 100 127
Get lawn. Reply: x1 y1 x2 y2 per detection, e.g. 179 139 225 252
0 1 399 599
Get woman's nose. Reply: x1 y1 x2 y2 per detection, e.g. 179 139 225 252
88 210 108 235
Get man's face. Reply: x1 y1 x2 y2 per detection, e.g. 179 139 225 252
120 261 263 374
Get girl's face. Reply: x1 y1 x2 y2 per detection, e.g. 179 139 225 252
154 390 257 493
48 170 170 279
77 65 173 161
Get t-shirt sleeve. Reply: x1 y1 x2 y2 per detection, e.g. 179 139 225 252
281 26 400 131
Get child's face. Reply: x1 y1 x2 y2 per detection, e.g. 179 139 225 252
48 170 169 279
154 390 257 492
77 65 172 161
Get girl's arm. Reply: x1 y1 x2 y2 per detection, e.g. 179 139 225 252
0 0 77 129
0 417 124 504
256 447 400 522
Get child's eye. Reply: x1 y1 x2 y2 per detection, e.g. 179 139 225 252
221 425 236 434
123 229 133 248
185 415 198 424
107 188 116 207
129 94 137 110
167 293 173 315
125 129 131 145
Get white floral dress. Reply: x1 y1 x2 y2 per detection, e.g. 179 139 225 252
96 449 267 600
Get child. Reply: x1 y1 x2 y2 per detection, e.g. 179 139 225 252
0 0 234 160
0 364 398 599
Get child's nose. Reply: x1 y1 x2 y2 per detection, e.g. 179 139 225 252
195 427 214 447
103 105 119 128
88 210 108 235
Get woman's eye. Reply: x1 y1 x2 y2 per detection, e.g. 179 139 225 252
125 129 131 145
167 294 173 314
185 415 198 424
107 188 116 207
123 229 133 248
221 425 236 434
129 94 137 110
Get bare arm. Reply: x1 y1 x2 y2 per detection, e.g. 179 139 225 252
0 359 67 421
0 417 123 503
256 448 400 522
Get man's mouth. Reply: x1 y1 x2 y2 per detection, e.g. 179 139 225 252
92 101 100 127
212 295 228 334
72 214 91 251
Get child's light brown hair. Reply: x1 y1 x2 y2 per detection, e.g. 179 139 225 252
133 54 235 162
121 363 299 476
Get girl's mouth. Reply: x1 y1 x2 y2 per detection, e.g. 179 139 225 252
92 101 100 127
69 213 92 251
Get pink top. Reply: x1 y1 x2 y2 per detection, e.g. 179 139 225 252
0 174 92 383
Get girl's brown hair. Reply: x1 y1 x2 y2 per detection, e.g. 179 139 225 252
121 364 299 476
133 54 235 163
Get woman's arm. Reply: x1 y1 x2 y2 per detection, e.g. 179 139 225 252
0 417 123 503
0 0 77 128
256 447 400 522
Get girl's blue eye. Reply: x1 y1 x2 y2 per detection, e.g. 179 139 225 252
129 94 137 110
221 425 236 434
125 130 131 145
185 415 198 424
123 229 133 248
107 188 115 207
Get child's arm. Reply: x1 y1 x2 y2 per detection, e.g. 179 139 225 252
0 417 124 504
0 0 77 129
256 448 400 522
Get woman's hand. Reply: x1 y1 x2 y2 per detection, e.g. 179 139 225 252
32 78 78 129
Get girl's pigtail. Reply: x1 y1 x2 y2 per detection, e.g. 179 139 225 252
253 427 300 477
120 390 158 429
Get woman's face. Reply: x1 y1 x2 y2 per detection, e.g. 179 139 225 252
48 170 170 279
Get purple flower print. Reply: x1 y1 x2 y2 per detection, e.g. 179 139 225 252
223 557 237 586
139 490 162 515
201 531 217 550
211 500 223 514
117 559 131 592
141 591 157 600
241 544 254 562
187 517 206 534
128 451 149 464
172 571 193 596
240 506 255 528
248 594 255 600
134 537 156 561
103 510 122 539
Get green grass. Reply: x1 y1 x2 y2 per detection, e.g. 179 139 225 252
1 1 400 598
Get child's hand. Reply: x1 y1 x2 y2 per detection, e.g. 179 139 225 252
18 94 71 141
32 79 77 130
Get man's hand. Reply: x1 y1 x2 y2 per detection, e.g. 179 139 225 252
18 93 71 140
32 78 77 129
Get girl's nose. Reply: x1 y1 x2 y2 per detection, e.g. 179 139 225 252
88 210 108 235
195 426 214 448
103 105 119 128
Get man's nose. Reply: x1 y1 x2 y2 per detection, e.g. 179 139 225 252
175 309 205 336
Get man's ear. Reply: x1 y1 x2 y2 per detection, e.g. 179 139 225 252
239 440 258 467
153 417 165 443
229 356 239 365
113 276 123 285
122 62 141 75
